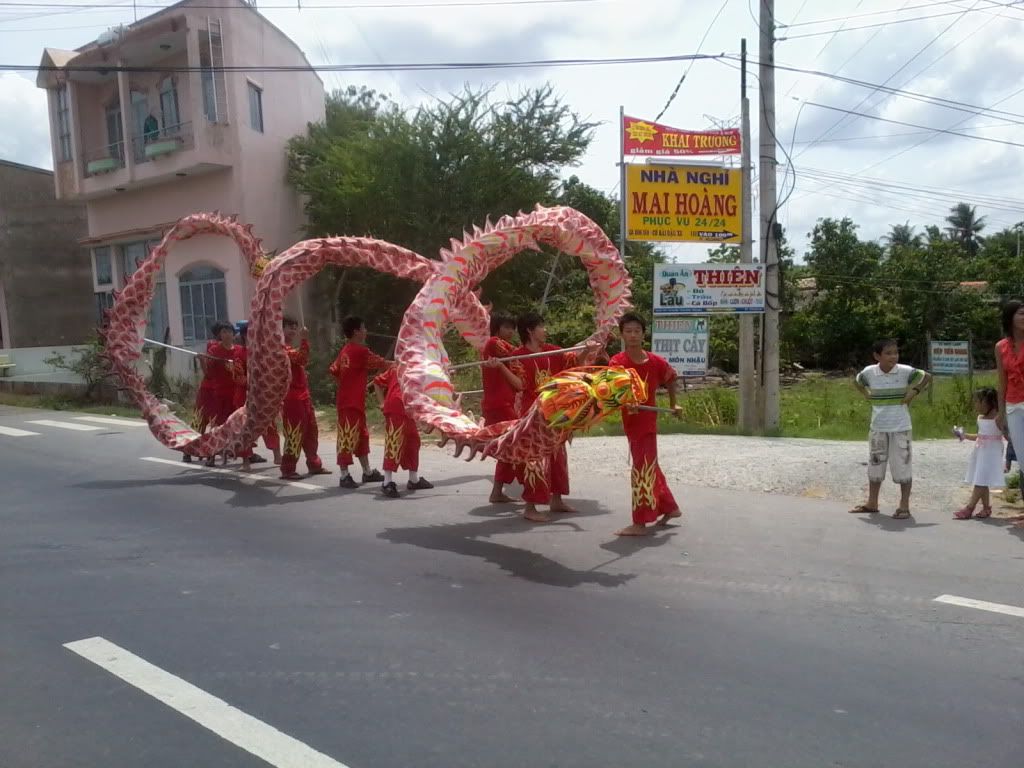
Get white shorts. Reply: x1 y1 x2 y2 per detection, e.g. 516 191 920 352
868 430 912 484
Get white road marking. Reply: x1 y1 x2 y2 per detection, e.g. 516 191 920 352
934 594 1024 619
140 456 324 492
27 419 102 432
64 637 350 768
0 425 40 437
74 416 147 427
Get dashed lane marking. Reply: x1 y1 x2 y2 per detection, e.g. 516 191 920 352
64 637 351 768
26 419 103 432
140 456 325 492
0 425 40 437
74 416 148 428
934 594 1024 619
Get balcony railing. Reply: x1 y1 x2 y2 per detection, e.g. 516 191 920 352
82 141 125 178
131 121 195 164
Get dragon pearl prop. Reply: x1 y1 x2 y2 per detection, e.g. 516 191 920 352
102 205 634 466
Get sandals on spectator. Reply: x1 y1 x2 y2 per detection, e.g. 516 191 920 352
974 506 992 519
954 506 974 520
849 504 880 514
892 509 912 520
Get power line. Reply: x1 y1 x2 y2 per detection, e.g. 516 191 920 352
802 101 1024 150
777 0 1023 40
13 52 725 75
724 56 1024 124
0 0 606 8
779 0 1009 28
653 0 729 122
792 1 985 158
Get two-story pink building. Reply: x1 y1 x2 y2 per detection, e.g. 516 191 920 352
37 0 325 356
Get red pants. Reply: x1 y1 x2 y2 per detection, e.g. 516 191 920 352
233 388 279 458
383 413 420 472
484 406 517 485
520 444 569 505
628 431 678 525
281 397 323 475
238 425 281 459
336 407 370 467
194 387 233 433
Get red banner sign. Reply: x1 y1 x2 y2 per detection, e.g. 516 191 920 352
623 115 740 156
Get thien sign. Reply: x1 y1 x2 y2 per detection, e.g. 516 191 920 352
654 263 765 315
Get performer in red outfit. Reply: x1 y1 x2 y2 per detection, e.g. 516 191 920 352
328 316 392 489
481 311 524 504
231 321 281 471
608 312 682 536
513 311 582 523
280 317 331 480
372 367 434 498
194 321 236 466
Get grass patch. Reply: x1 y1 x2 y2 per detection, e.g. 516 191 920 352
580 372 995 441
0 391 142 419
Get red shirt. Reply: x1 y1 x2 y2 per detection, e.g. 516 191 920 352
481 336 521 412
609 350 676 436
515 343 574 415
200 341 235 394
373 368 406 418
998 338 1024 404
232 345 248 405
285 340 311 401
330 342 392 410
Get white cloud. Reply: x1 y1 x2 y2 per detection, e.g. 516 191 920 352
0 73 52 170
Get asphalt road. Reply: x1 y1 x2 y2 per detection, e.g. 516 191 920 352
2 404 1023 768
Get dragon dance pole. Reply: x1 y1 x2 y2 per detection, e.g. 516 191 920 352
143 337 219 361
448 344 589 371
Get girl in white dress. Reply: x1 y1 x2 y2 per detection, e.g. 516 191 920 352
954 387 1004 519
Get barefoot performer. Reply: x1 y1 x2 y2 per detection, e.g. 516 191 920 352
232 321 281 471
609 312 682 536
195 321 236 467
481 311 524 504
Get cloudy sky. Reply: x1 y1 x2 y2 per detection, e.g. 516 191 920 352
2 0 1022 259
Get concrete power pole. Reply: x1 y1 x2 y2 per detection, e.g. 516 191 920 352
738 39 757 432
758 0 781 432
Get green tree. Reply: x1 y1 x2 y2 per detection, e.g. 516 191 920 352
945 202 987 257
287 85 598 352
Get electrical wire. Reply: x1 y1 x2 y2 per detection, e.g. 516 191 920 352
778 0 1023 39
15 52 725 75
653 0 729 122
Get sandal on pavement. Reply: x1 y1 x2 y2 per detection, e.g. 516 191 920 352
954 506 975 520
974 506 992 519
893 509 912 520
849 504 880 514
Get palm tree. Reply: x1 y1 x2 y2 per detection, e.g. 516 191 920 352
945 202 986 256
884 222 922 252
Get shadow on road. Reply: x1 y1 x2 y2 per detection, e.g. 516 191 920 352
977 517 1024 541
378 509 635 588
856 514 939 532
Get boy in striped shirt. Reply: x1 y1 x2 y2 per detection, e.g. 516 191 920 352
851 339 929 519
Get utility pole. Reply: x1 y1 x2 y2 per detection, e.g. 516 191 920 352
738 39 757 432
758 0 781 432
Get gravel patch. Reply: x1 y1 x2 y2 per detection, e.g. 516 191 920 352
567 433 1019 516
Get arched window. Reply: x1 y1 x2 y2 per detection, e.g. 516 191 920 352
179 266 227 344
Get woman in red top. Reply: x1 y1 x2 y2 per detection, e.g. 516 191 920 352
481 312 524 503
609 312 682 536
373 367 434 498
995 300 1024 527
194 321 236 466
231 321 281 471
